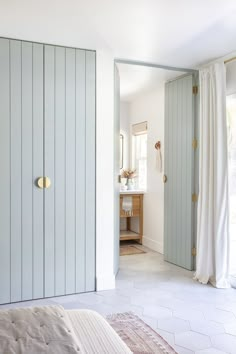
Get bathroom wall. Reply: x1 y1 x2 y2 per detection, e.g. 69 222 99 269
120 102 130 170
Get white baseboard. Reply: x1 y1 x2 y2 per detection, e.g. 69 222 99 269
96 273 115 291
143 236 163 254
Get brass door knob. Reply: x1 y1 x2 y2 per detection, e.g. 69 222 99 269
163 175 167 183
37 177 51 189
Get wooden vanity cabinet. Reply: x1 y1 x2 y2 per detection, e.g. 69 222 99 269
120 193 144 244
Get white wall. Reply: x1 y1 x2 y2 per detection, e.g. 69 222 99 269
0 3 116 291
129 87 165 254
96 49 115 290
120 102 130 170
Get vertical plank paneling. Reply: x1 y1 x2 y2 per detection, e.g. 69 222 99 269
44 45 55 297
0 40 96 303
186 75 193 268
85 51 96 291
183 78 188 267
32 43 44 299
164 84 169 260
176 79 182 266
179 79 184 266
193 74 199 270
10 40 22 302
75 49 86 293
54 46 66 296
0 38 11 304
65 48 76 294
164 75 194 270
172 80 177 264
168 82 173 263
21 41 33 300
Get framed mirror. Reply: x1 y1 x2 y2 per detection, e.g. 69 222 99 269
120 134 124 169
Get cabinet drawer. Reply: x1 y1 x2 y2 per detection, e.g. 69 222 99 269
120 195 140 217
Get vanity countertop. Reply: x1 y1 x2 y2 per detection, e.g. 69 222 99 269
120 190 145 195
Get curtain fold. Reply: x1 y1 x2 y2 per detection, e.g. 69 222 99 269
194 62 230 288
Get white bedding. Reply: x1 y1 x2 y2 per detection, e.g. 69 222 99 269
67 309 131 354
0 305 131 354
0 305 82 353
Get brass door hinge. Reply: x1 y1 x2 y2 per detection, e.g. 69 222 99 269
192 193 198 202
192 139 198 149
192 247 197 257
193 86 198 95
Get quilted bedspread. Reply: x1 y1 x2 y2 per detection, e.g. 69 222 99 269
0 305 82 353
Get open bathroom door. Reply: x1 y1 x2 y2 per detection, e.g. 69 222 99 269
164 74 198 270
114 65 120 275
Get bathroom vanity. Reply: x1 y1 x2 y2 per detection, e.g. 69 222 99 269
120 191 144 244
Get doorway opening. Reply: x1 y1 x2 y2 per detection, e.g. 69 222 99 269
114 61 197 273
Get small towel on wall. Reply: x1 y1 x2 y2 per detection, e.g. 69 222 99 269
122 197 133 216
156 149 162 173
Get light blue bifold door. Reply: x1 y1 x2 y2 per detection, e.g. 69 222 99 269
164 74 196 271
43 46 96 297
0 39 44 303
0 38 96 304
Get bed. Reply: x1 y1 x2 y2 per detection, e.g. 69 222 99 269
0 305 131 353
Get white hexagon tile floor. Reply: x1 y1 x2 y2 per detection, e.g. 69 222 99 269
1 245 236 354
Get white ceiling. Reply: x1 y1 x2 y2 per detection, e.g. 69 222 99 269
1 1 236 68
90 0 236 68
118 64 185 102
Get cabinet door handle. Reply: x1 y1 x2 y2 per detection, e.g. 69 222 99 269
37 177 51 189
163 175 167 183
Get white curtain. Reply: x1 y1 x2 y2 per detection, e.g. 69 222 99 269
194 62 230 288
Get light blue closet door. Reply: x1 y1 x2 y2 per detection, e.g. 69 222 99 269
0 39 44 303
0 38 96 304
44 46 96 297
164 74 196 270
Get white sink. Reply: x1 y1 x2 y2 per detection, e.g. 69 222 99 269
120 190 145 194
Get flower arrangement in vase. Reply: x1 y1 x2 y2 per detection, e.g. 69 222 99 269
121 169 137 190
